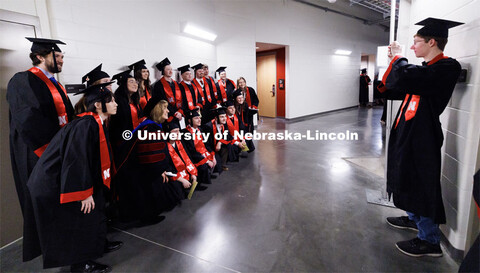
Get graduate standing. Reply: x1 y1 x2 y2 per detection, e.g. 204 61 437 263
233 89 257 153
129 59 152 110
203 64 221 104
27 82 117 272
358 68 371 107
76 64 112 114
178 64 202 116
6 37 74 262
152 57 184 124
192 63 216 123
216 66 236 101
381 18 463 257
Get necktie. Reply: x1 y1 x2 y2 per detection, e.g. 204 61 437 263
49 77 58 85
200 79 204 86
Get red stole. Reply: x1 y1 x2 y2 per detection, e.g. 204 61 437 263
181 81 199 110
139 86 151 110
207 76 218 100
192 79 208 105
226 115 240 139
160 77 182 109
244 87 258 109
186 125 214 165
129 103 141 128
29 67 69 127
168 140 197 180
212 119 230 145
77 112 111 189
217 80 228 102
394 53 448 129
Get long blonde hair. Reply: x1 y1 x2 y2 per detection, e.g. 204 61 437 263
151 100 168 123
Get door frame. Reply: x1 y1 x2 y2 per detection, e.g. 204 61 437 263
256 51 277 118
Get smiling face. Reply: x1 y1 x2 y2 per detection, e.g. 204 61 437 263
238 78 246 89
220 71 227 80
105 97 118 115
141 69 149 80
163 65 173 78
182 71 192 82
191 116 202 127
43 51 64 73
126 77 138 93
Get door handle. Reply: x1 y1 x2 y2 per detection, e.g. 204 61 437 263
271 84 275 97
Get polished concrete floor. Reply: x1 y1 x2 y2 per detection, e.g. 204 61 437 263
0 107 460 272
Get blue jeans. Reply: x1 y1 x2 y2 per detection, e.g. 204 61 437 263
407 212 440 244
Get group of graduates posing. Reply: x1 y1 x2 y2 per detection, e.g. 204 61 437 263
7 37 259 273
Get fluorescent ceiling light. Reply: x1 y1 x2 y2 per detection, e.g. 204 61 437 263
335 49 352 55
182 23 217 41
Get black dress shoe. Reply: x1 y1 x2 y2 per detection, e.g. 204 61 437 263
104 240 123 253
196 185 208 191
70 260 111 273
137 215 166 227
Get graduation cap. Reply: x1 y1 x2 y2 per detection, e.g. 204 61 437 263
164 121 181 132
142 96 165 118
211 104 227 116
191 63 204 71
177 64 191 74
74 81 114 113
82 64 110 86
216 66 227 74
26 37 66 73
360 68 367 74
26 37 65 53
232 89 243 99
415 17 464 38
111 69 133 85
187 110 201 120
128 59 147 72
225 100 235 107
156 57 171 73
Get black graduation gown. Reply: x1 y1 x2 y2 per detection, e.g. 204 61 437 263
226 115 247 162
216 78 236 101
152 78 184 123
236 104 256 152
179 81 201 117
181 126 213 184
116 121 184 221
197 78 217 123
382 54 461 224
6 70 74 262
201 121 234 173
27 116 108 268
359 74 371 104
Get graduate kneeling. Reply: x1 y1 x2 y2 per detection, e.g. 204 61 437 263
27 82 117 272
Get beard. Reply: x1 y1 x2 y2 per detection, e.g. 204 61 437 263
46 58 61 73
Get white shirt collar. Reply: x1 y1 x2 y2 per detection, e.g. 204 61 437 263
36 66 53 78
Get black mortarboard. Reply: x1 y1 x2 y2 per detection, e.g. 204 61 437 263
156 57 171 72
128 59 147 72
26 37 65 53
211 104 227 116
192 63 204 71
232 89 243 98
74 81 114 112
361 68 367 74
225 100 235 107
187 110 201 120
415 17 464 38
216 66 227 74
111 69 133 84
82 64 110 86
164 121 181 132
177 64 191 74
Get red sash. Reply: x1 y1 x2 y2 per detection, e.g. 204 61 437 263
394 53 448 129
212 119 230 145
77 112 111 189
161 77 182 109
186 126 214 165
180 82 199 110
245 87 258 109
207 76 218 100
29 67 69 127
226 115 240 139
168 141 197 180
139 87 151 110
130 103 141 128
193 78 212 104
217 80 228 102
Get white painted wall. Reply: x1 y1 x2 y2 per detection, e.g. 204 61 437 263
395 0 480 252
1 0 388 118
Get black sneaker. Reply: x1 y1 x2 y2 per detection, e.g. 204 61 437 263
386 216 418 231
396 237 443 257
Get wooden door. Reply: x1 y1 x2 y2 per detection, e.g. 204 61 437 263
256 54 276 117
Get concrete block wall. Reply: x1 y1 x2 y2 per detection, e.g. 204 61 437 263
397 0 480 253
